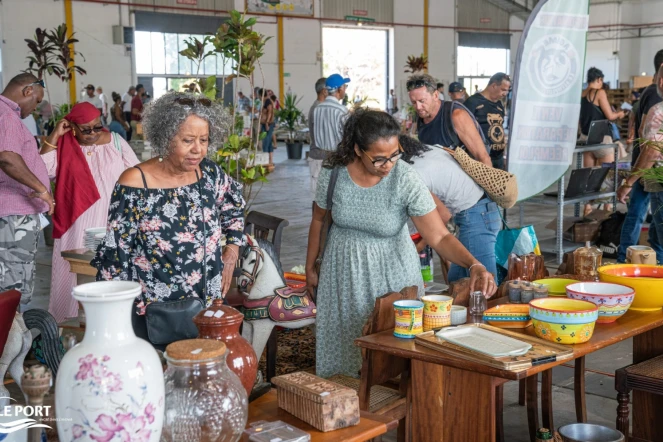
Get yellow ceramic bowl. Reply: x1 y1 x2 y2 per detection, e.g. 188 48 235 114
598 264 663 311
532 278 579 297
529 298 598 344
483 304 531 329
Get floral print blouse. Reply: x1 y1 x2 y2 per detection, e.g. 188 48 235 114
92 159 245 309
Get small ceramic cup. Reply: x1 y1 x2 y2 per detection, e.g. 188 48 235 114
421 295 453 331
626 245 657 265
393 300 424 338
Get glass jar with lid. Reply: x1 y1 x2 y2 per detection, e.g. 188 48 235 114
573 242 603 281
162 339 248 442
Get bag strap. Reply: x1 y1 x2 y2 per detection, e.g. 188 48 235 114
326 167 340 210
111 132 122 154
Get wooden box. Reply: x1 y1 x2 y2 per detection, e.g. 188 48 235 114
271 371 360 432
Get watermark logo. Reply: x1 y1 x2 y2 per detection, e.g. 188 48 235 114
528 34 579 98
0 398 52 435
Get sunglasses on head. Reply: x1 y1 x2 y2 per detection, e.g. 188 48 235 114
22 79 46 93
175 97 212 107
75 124 104 135
406 79 435 91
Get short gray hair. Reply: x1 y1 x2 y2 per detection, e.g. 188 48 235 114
315 77 327 94
406 74 438 94
141 92 232 158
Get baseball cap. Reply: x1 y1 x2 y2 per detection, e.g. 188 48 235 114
85 84 95 90
326 74 351 91
449 82 464 93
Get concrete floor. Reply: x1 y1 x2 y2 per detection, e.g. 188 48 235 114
23 144 632 441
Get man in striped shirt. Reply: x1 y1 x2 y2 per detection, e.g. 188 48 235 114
0 73 52 305
311 74 350 194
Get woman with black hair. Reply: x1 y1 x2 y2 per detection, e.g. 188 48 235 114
306 109 495 378
580 67 626 215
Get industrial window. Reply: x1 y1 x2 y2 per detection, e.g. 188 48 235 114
135 31 232 77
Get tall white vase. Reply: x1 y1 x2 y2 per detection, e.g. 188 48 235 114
55 281 165 441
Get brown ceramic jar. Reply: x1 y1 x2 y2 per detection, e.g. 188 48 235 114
193 300 258 395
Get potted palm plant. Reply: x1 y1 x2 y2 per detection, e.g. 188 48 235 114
276 93 305 159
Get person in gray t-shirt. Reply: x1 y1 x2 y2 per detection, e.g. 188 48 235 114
402 135 501 283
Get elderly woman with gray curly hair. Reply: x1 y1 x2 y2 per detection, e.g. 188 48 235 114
92 92 245 347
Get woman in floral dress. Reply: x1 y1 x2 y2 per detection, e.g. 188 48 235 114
305 110 496 378
92 92 245 344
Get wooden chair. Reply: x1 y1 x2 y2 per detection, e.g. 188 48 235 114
615 354 663 442
329 286 418 442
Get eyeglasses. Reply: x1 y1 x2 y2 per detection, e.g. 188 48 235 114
22 79 46 93
75 124 104 135
362 144 404 168
406 79 435 91
175 97 212 107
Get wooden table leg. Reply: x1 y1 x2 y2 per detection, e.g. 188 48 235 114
574 356 587 423
541 370 553 431
411 359 503 442
632 325 663 441
519 378 526 406
526 374 539 442
496 384 504 442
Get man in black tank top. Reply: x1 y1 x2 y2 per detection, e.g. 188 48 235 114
408 74 492 166
464 73 511 170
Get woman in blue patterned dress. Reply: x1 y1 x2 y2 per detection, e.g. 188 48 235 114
92 92 245 346
306 110 496 378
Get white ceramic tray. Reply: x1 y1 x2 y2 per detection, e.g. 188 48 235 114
435 326 532 357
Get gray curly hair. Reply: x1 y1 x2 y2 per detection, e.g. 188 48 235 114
141 91 232 158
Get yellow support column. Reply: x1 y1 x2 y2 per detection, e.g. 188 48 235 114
64 0 77 104
277 16 285 103
423 0 429 73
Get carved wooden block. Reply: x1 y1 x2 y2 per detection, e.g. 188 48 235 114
272 371 360 432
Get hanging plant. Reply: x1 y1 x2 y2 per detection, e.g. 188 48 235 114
404 54 428 74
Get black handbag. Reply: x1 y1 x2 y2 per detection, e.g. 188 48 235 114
134 167 209 348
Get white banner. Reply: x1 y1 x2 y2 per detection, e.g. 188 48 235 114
507 1 590 201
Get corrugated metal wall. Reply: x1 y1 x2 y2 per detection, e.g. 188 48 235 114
321 0 394 23
457 0 511 30
130 0 234 16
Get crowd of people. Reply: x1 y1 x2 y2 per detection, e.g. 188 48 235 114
1 44 662 379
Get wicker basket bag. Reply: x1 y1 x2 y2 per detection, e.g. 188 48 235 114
445 147 518 209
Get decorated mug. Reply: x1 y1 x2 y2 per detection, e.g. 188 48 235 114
626 245 657 265
421 295 453 331
393 300 424 339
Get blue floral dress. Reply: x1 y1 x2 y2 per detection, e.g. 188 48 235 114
315 161 436 378
92 159 245 310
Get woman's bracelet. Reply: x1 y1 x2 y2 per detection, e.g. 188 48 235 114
34 189 49 195
468 263 485 273
43 140 57 149
223 246 239 261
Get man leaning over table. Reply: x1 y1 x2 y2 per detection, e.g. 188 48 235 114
0 73 53 305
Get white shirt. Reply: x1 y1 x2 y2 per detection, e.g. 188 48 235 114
121 93 133 113
387 95 394 110
313 96 349 151
409 145 484 215
98 93 108 115
83 95 103 110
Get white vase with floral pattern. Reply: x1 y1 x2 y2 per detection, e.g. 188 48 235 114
55 281 165 441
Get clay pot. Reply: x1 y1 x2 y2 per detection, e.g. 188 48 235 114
193 300 258 395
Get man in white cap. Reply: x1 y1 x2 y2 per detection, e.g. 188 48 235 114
310 74 350 196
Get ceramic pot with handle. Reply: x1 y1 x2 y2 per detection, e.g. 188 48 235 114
193 300 258 395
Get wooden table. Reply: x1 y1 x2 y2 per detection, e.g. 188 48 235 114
243 389 396 442
355 308 663 442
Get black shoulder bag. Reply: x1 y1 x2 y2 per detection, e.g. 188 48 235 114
132 167 205 348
